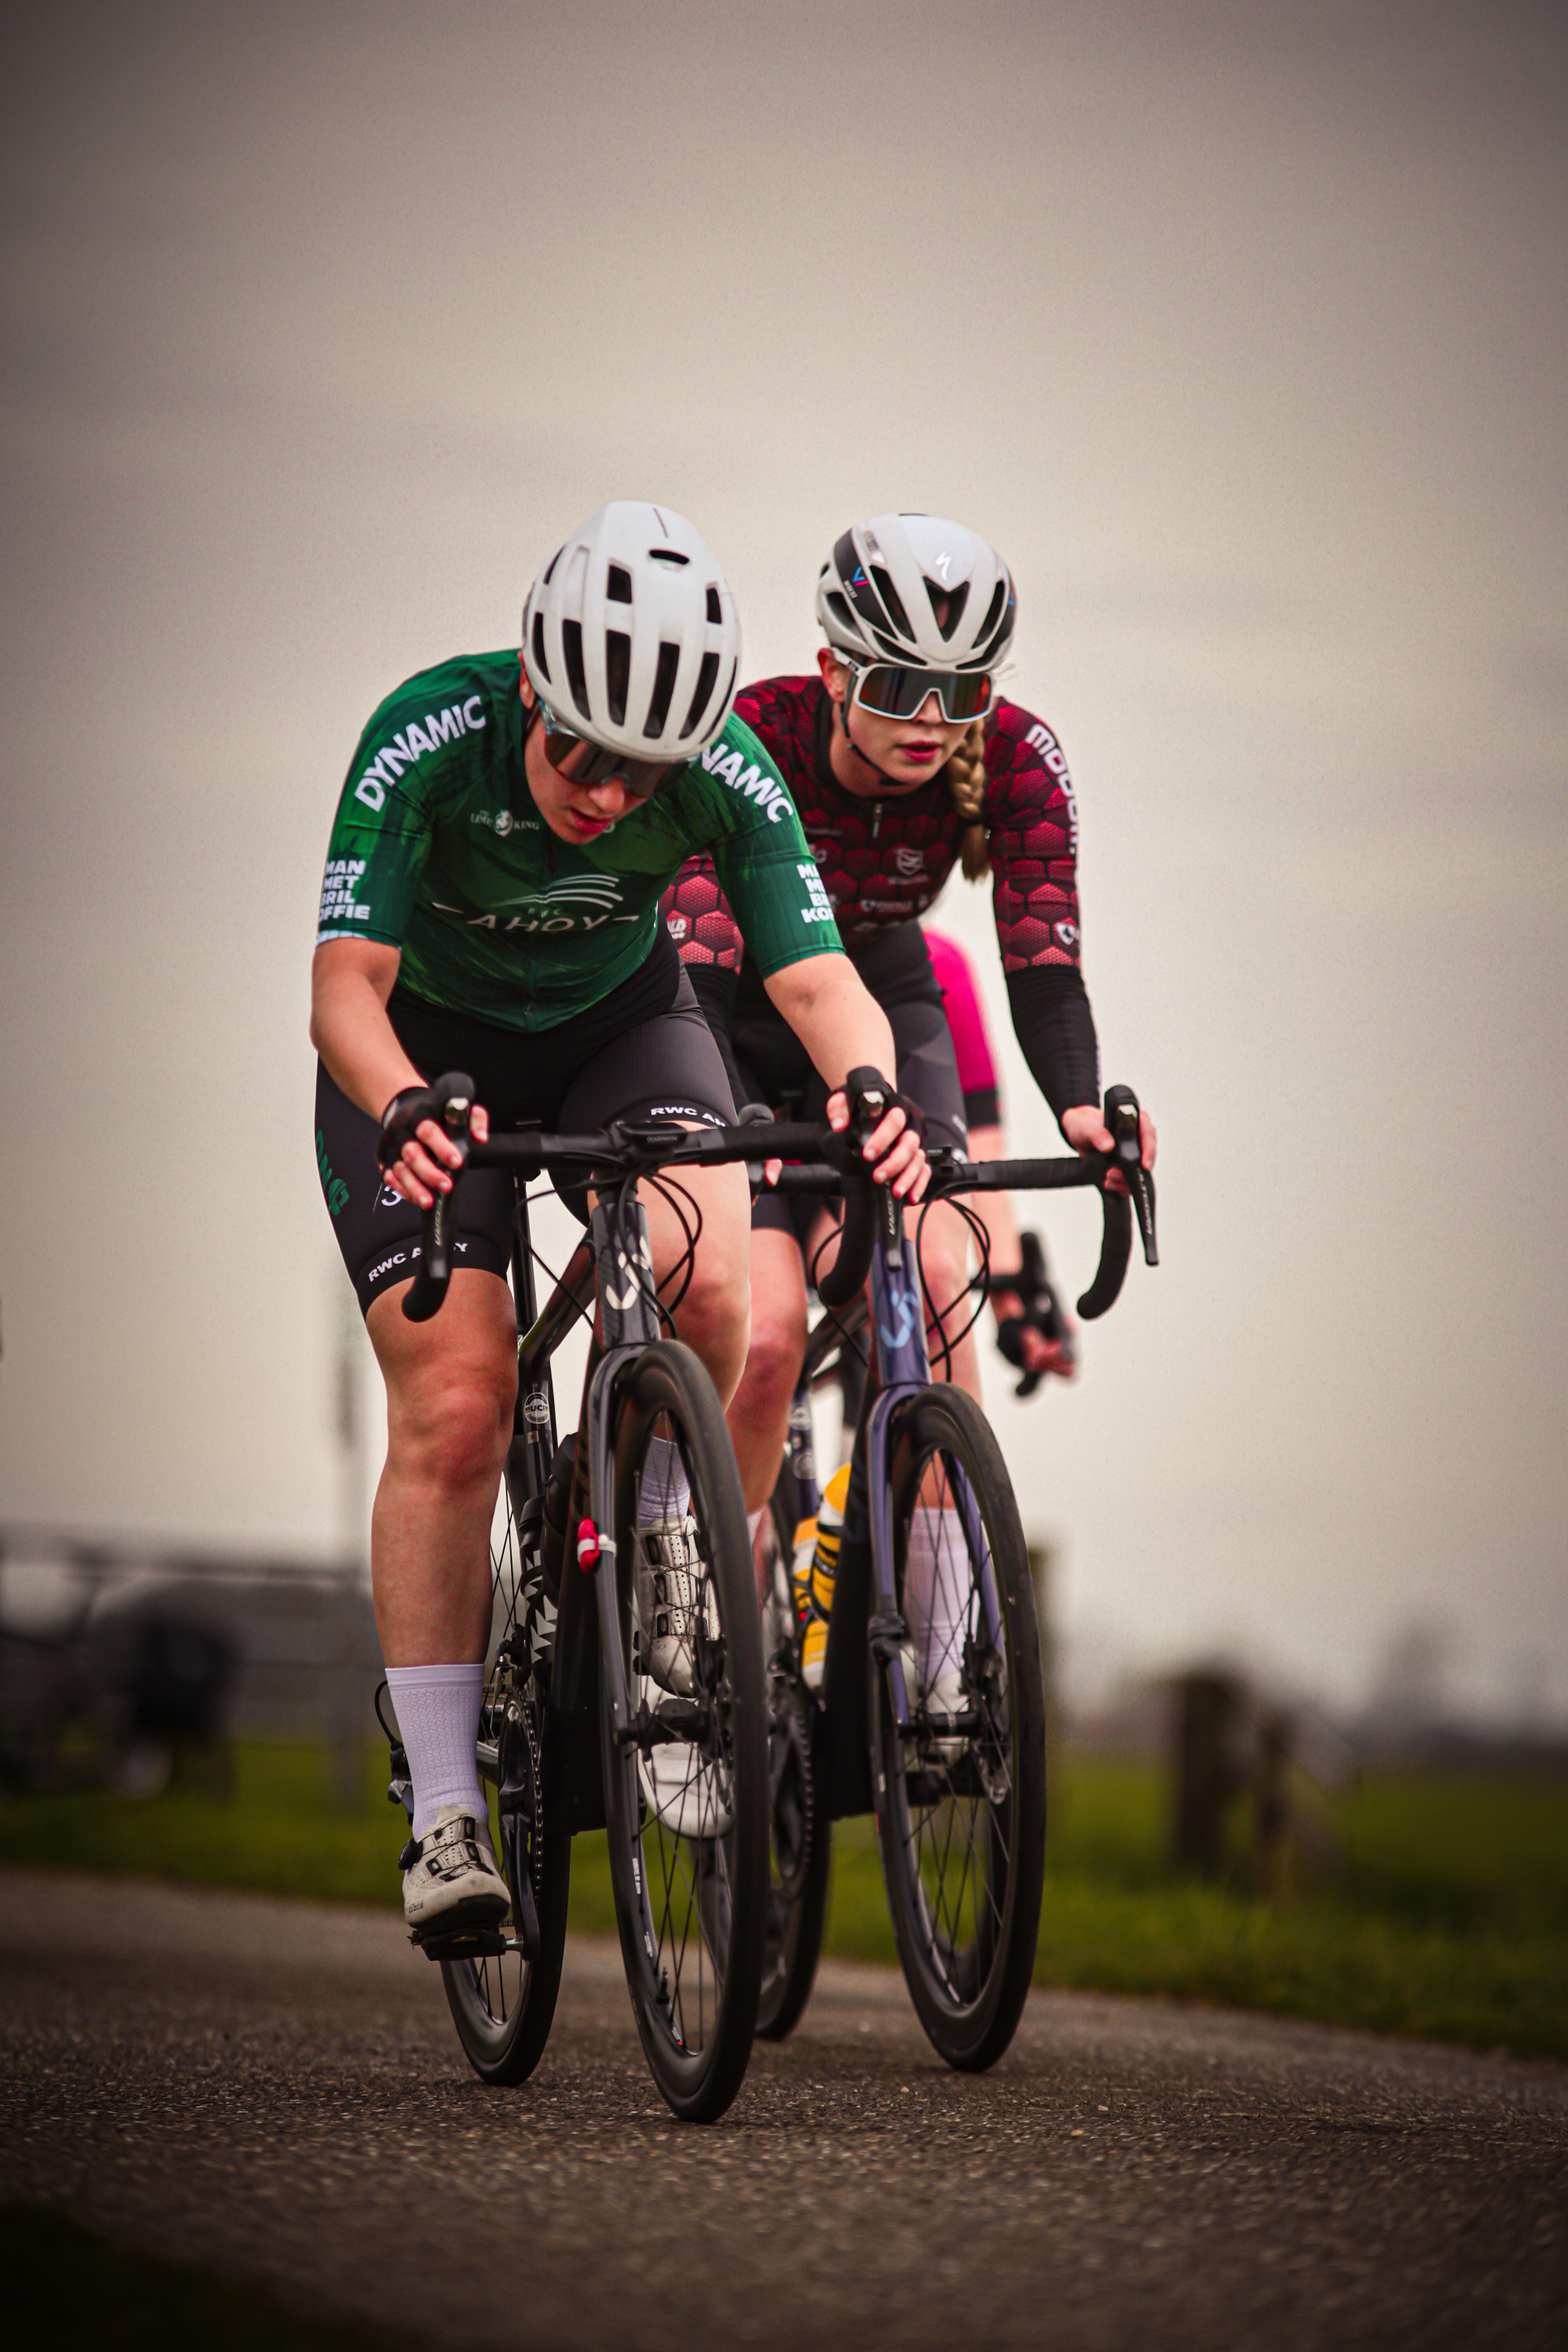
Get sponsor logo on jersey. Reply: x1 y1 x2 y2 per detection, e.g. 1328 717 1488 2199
471 808 514 836
810 841 832 866
1025 722 1077 851
435 873 636 934
666 913 689 942
354 697 488 810
1053 918 1080 950
318 857 371 928
893 844 924 877
797 862 837 924
699 739 790 822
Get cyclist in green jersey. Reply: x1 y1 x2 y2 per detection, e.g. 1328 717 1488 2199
311 502 926 1933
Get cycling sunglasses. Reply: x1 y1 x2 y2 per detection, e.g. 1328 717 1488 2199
848 663 994 724
535 703 677 800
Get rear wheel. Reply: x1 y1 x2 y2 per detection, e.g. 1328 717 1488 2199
869 1386 1046 2072
755 1479 831 2042
601 1341 768 2122
441 1484 571 2085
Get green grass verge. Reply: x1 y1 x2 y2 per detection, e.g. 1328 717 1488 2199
2 1743 1564 2060
4 2202 425 2350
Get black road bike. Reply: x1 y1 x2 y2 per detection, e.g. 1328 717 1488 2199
376 1076 892 2123
753 1086 1157 2070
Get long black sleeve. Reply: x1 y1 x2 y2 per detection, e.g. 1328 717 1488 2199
1005 965 1101 1129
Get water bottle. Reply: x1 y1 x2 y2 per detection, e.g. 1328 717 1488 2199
790 1462 850 1693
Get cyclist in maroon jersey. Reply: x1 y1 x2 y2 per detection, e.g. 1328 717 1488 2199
661 511 1156 1559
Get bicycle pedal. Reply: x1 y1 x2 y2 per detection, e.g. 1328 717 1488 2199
411 1923 510 1963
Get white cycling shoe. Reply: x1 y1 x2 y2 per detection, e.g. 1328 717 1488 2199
638 1733 734 1842
902 1648 968 1766
401 1806 509 1936
635 1514 710 1695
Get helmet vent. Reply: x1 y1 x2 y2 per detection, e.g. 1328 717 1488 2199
706 586 722 625
870 566 913 641
542 547 562 586
681 651 720 739
561 619 590 720
607 564 633 604
644 641 681 739
531 612 551 684
822 590 855 640
930 579 969 641
605 630 631 728
975 578 1011 657
648 549 689 568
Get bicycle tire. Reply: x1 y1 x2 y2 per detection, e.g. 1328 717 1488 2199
869 1385 1047 2071
601 1341 768 2122
755 1476 831 2042
441 1493 571 2085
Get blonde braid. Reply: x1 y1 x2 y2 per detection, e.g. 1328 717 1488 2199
945 718 990 880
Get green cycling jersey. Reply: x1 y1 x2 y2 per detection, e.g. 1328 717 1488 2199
317 648 841 1031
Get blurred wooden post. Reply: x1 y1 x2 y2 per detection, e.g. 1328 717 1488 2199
1171 1669 1243 1877
1249 1707 1294 1900
330 1272 369 1811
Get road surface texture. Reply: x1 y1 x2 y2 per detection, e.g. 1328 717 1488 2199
1 1868 1563 2350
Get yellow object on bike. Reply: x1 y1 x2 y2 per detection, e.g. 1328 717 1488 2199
791 1462 851 1693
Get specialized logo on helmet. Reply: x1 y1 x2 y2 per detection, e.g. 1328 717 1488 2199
700 739 790 823
355 699 488 811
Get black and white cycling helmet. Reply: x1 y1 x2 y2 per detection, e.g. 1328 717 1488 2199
523 501 742 760
815 513 1016 674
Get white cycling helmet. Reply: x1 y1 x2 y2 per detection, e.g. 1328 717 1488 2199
815 513 1016 673
523 501 741 761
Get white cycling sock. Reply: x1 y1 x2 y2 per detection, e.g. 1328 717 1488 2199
386 1662 486 1840
638 1433 691 1529
904 1508 970 1690
747 1507 765 1546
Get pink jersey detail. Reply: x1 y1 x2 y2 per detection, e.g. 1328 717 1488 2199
924 930 1000 1107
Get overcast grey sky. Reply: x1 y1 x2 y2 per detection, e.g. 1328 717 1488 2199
2 0 1564 1719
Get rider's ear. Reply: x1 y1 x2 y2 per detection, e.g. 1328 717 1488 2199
518 662 537 713
817 647 848 702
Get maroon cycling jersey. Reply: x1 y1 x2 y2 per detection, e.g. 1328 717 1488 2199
661 675 1083 976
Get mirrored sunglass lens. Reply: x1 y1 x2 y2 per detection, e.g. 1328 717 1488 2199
857 666 992 721
545 728 670 797
945 672 993 720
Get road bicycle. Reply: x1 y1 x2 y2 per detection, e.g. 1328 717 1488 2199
753 1086 1157 2069
375 1076 891 2123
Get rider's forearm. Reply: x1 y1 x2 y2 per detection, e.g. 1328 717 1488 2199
762 953 898 1094
310 943 425 1122
1005 964 1101 1131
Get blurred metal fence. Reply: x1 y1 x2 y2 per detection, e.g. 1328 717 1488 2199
0 1524 381 1805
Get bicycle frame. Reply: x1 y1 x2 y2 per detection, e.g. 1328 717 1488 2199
796 1186 1004 1821
498 1179 671 1840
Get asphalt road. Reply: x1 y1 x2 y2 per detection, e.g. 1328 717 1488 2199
1 1868 1563 2350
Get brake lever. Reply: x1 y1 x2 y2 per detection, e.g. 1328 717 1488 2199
1103 1082 1158 1267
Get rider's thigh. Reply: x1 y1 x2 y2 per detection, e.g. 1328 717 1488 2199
740 1225 811 1398
367 1267 519 1483
641 1152 753 1399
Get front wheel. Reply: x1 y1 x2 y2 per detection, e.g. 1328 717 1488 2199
869 1387 1047 2071
601 1342 768 2122
756 1477 830 2042
441 1486 572 2084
